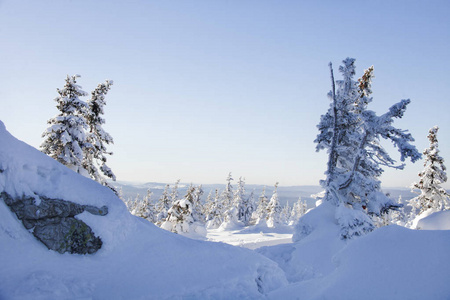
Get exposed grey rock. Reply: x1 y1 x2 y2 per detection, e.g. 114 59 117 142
1 192 107 254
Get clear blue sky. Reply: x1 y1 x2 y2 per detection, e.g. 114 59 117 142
1 0 449 188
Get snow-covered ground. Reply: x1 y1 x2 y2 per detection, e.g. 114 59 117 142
1 120 450 299
0 121 288 299
206 225 293 250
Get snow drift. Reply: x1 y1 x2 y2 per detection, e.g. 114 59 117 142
259 202 450 299
0 120 287 299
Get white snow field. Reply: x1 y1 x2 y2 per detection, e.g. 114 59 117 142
0 121 287 299
206 224 293 250
1 120 450 299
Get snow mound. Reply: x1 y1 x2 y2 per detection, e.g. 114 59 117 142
417 210 450 230
0 121 287 299
269 225 450 300
259 202 346 283
261 202 450 299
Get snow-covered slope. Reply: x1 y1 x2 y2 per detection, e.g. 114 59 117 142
259 202 450 300
0 121 287 299
417 210 450 230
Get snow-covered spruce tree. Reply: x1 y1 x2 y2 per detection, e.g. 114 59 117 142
410 126 450 215
266 182 282 227
280 201 291 225
170 179 181 204
133 189 155 222
41 75 89 173
314 58 420 239
162 186 195 233
221 173 234 209
125 195 138 213
233 177 253 226
130 193 141 215
246 189 256 225
155 184 171 226
254 186 269 225
82 80 116 187
161 185 206 236
206 189 224 229
315 58 361 205
289 197 307 225
192 185 205 223
203 190 214 220
221 173 240 226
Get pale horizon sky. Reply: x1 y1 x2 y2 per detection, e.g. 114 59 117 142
1 0 450 188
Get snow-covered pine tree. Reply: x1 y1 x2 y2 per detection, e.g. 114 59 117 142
162 186 194 233
130 193 141 215
203 190 214 220
289 197 307 225
133 189 155 222
41 75 89 173
315 59 361 205
336 67 420 238
314 58 420 239
206 189 224 229
280 201 291 225
192 184 205 223
125 195 137 213
245 189 256 226
155 184 171 225
170 179 181 204
162 185 205 235
83 80 116 187
234 177 252 225
221 173 234 209
254 186 269 225
266 182 282 227
220 173 238 225
410 126 450 215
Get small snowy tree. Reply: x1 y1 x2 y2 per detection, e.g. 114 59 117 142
155 184 171 225
280 201 291 225
221 173 241 227
162 185 206 236
245 189 256 226
203 190 214 219
206 189 225 229
170 179 181 204
133 189 155 222
130 193 141 215
254 186 269 225
83 80 116 187
41 75 88 173
289 197 308 225
192 185 205 223
266 182 282 227
410 126 450 215
221 173 234 209
233 177 253 225
162 186 195 233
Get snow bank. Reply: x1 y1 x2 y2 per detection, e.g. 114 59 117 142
258 202 346 283
269 225 450 300
417 210 450 230
0 120 287 299
261 202 450 299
